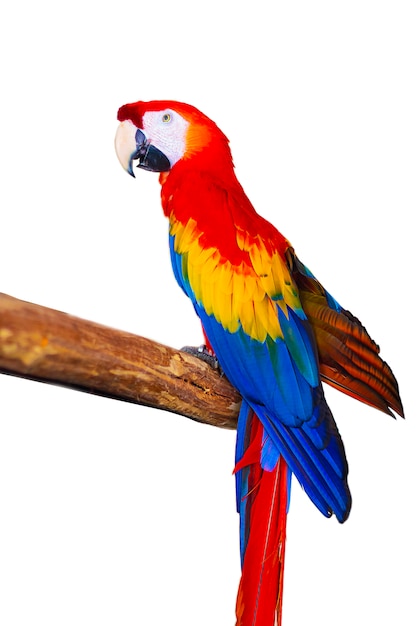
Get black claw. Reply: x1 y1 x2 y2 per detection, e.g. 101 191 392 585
181 345 223 374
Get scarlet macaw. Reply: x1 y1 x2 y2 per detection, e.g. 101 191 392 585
114 100 403 626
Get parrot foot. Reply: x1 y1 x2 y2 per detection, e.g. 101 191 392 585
181 345 223 374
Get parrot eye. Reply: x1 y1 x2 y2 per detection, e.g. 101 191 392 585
162 113 172 123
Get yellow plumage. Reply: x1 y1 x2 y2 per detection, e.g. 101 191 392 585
171 217 301 342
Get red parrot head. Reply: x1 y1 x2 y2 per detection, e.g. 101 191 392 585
115 100 231 177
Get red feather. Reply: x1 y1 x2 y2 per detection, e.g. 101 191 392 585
235 417 288 626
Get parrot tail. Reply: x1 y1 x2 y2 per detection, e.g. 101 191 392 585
235 403 290 626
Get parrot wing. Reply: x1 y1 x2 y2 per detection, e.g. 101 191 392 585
289 251 404 418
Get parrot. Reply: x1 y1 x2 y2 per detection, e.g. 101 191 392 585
114 100 404 626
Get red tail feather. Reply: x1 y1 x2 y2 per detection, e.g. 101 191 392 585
236 421 288 626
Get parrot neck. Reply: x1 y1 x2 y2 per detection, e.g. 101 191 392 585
159 158 289 264
159 154 241 218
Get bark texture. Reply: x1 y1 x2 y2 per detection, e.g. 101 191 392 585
0 293 240 429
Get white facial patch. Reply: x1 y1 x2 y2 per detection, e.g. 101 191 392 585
142 110 189 167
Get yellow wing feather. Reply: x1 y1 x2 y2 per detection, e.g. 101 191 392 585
171 218 302 342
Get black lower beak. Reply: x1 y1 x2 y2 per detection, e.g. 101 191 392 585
131 129 171 173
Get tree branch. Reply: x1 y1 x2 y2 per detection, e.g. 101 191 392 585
0 293 240 429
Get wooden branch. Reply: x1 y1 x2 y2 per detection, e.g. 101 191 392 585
0 293 240 429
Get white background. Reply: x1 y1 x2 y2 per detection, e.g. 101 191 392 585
0 1 415 624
